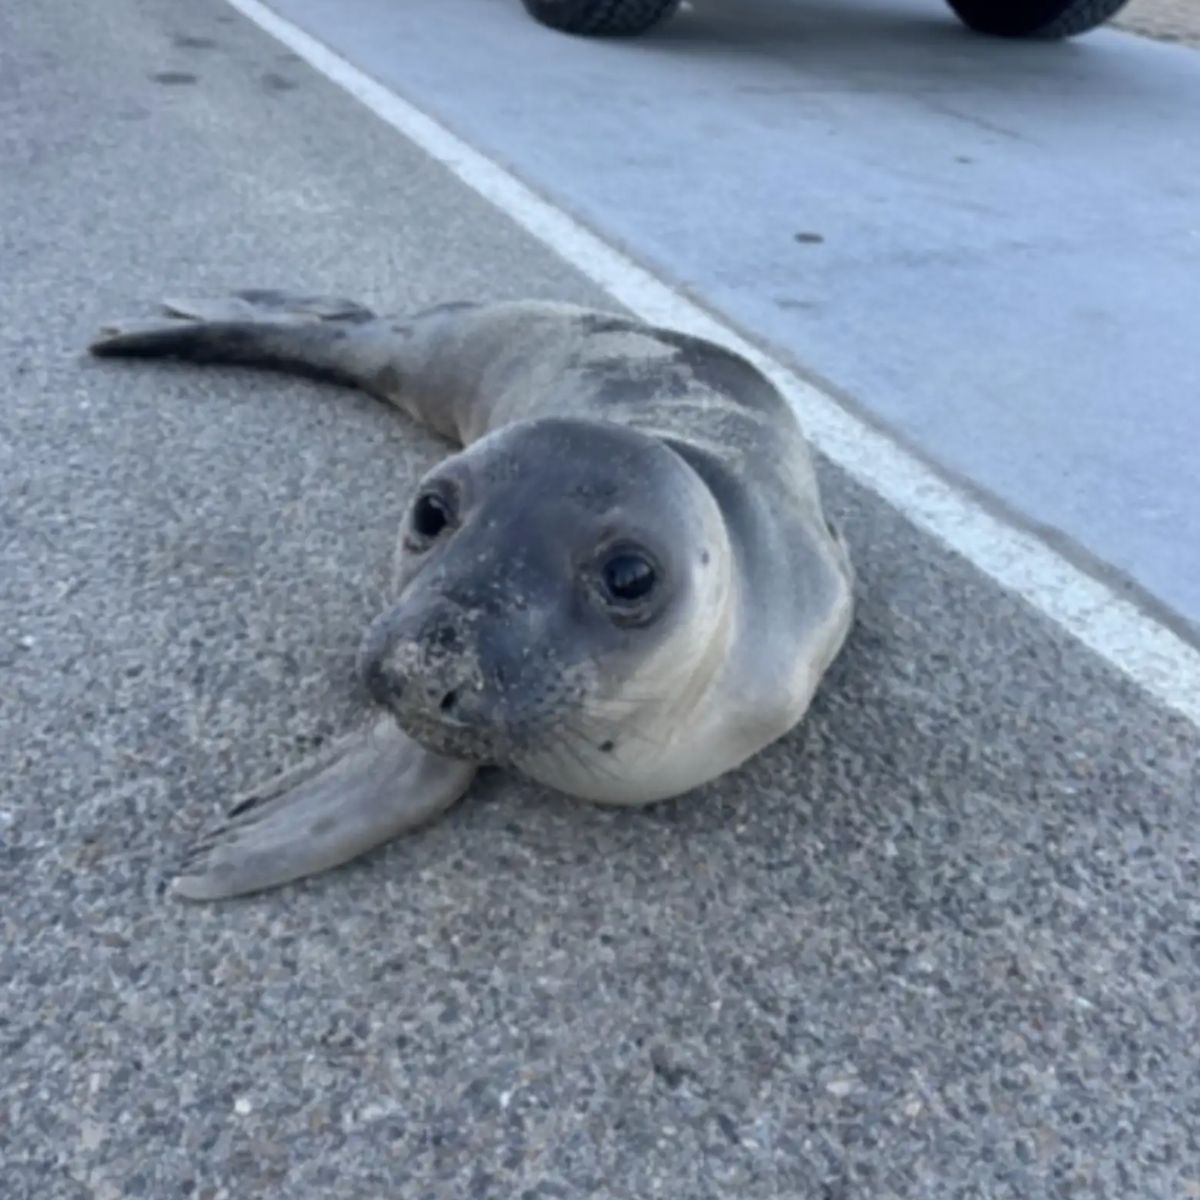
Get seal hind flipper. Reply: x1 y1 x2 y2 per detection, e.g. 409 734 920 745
88 307 388 392
88 290 487 440
88 289 387 384
171 715 476 901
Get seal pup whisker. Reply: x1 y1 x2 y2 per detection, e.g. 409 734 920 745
566 706 669 754
539 736 614 790
550 721 630 784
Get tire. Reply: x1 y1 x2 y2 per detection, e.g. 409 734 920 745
945 0 1132 38
521 0 683 37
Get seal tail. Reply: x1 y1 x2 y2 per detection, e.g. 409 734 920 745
171 714 477 902
87 290 387 391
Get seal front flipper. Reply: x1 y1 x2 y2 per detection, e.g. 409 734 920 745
172 715 477 902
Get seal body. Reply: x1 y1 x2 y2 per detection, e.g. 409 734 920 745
90 292 853 899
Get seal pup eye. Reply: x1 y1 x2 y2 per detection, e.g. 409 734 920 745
603 552 656 602
597 549 659 621
408 490 456 548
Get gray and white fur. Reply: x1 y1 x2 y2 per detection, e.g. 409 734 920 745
89 290 854 901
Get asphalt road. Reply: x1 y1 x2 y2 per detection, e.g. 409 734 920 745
2 1 1198 1198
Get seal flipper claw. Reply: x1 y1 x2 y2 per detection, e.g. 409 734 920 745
172 715 476 902
159 296 276 323
159 292 375 324
231 290 376 321
92 317 194 344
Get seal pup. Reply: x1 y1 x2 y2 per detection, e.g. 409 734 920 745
89 291 854 900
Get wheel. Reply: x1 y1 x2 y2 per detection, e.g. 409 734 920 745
945 0 1132 38
521 0 683 37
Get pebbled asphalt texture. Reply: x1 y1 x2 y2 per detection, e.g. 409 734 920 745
1118 0 1200 47
1 1 1198 1197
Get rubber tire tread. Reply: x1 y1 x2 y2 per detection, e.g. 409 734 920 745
945 0 1132 38
521 0 683 36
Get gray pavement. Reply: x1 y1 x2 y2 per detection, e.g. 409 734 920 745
1 1 1198 1198
272 0 1200 637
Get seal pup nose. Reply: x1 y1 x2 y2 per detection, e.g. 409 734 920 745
362 656 404 707
427 616 462 653
357 602 484 721
356 607 414 704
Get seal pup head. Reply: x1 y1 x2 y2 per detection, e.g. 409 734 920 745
358 416 736 804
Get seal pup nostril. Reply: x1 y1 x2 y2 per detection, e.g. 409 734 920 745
362 659 399 707
356 607 409 703
433 622 460 652
439 688 460 715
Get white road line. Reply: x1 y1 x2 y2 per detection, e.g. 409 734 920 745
227 0 1200 727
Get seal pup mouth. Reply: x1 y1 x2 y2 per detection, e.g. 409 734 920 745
356 606 537 767
383 701 517 767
